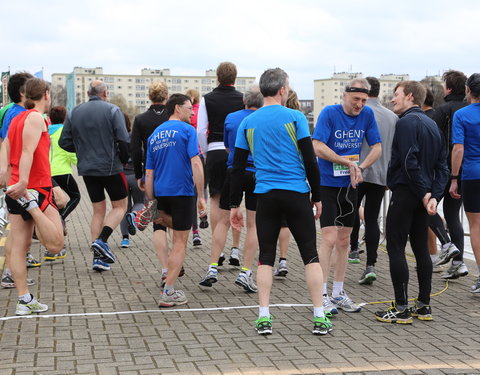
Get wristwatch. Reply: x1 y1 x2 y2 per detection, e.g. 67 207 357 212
451 175 459 180
359 166 365 173
230 204 239 209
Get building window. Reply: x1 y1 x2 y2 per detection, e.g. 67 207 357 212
105 77 114 83
135 85 145 91
135 78 145 83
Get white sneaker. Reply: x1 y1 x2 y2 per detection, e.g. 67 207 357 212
16 296 48 316
234 271 257 293
159 289 188 307
229 247 241 266
323 294 338 315
331 291 362 313
273 261 288 278
435 243 460 266
441 262 468 279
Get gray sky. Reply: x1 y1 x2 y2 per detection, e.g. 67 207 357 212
2 0 479 98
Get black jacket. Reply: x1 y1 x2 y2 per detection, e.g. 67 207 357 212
432 93 467 169
130 104 169 179
204 86 244 144
387 106 449 201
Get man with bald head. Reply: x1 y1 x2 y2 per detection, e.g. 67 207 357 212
313 78 382 314
60 80 130 272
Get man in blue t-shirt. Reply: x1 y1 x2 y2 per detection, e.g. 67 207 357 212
230 68 332 336
145 93 206 308
199 85 263 293
312 78 382 315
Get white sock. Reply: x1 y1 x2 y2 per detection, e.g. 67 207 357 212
259 306 270 318
24 200 38 212
452 260 462 266
313 306 325 318
5 268 11 276
163 285 174 295
161 268 168 275
477 264 480 274
19 293 32 303
322 283 328 296
430 254 437 262
332 281 344 298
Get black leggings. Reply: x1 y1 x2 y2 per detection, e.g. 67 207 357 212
386 186 432 306
350 182 385 266
256 190 318 267
52 174 81 221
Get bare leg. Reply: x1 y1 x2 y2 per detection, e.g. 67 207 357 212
318 226 337 285
28 205 64 253
153 229 169 269
103 198 128 232
278 227 291 259
9 215 34 296
332 227 353 282
164 229 189 286
466 212 480 265
428 228 437 255
91 200 106 242
305 263 324 307
209 210 230 264
232 226 241 249
210 195 221 234
257 265 273 307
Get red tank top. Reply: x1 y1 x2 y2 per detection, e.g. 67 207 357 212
8 109 52 188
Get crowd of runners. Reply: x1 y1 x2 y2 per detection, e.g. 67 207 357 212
0 63 480 336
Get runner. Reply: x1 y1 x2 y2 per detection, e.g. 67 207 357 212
230 68 332 336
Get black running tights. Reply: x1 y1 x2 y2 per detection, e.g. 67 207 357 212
256 190 318 267
386 186 432 306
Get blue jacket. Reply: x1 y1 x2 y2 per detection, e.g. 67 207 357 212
387 106 449 201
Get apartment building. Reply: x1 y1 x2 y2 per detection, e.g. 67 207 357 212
313 72 410 121
51 67 256 111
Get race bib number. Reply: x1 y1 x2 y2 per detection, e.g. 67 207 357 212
333 154 359 177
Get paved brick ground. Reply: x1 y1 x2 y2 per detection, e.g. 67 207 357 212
1 182 480 375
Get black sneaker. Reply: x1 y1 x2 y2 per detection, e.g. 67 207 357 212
410 303 433 321
375 303 413 324
358 266 376 285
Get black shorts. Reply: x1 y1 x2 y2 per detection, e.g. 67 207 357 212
462 179 480 213
156 196 195 231
319 186 358 228
219 169 257 211
83 173 128 203
5 187 57 221
206 150 228 197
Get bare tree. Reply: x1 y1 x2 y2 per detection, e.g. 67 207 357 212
421 76 445 108
108 94 140 123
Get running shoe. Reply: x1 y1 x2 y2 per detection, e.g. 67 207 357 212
434 242 460 266
331 291 362 313
470 277 480 294
125 212 137 235
1 274 35 288
273 261 288 278
91 239 115 263
192 232 202 246
410 302 433 321
135 200 157 231
375 303 413 324
234 271 257 293
159 289 188 307
255 316 272 335
312 316 333 335
44 248 67 261
218 253 225 267
16 296 48 316
229 247 241 266
179 266 185 277
199 215 209 229
26 253 41 268
359 266 376 285
160 271 167 288
92 258 111 272
348 249 360 264
15 189 39 209
199 267 218 287
323 294 338 315
440 262 468 279
120 238 130 248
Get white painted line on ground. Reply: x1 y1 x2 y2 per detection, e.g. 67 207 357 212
0 303 313 321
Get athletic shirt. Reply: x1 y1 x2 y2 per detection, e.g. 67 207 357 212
224 109 255 171
146 120 199 196
8 109 52 188
313 104 381 187
235 105 311 194
452 103 480 180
